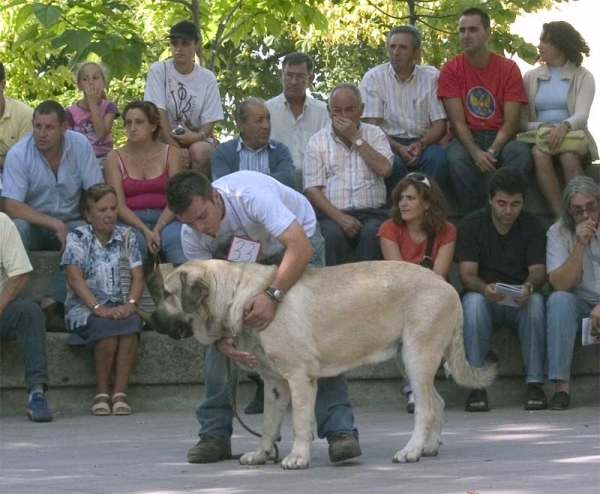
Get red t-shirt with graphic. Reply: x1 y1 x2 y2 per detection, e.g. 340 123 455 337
437 52 527 132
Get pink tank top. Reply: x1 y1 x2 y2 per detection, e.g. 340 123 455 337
117 147 170 210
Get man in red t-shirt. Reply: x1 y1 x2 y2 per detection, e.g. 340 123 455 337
438 7 532 214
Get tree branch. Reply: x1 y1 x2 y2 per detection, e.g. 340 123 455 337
208 0 243 70
417 17 454 36
168 0 193 10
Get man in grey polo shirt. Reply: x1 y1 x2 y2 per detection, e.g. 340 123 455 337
266 52 330 191
2 100 103 319
361 25 447 195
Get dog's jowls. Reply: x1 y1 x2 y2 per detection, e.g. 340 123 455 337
151 259 498 469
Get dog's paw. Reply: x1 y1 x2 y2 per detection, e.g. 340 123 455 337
422 438 443 457
240 450 269 466
281 453 310 470
392 447 422 463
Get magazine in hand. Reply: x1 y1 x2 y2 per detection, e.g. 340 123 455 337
582 318 600 346
495 283 524 307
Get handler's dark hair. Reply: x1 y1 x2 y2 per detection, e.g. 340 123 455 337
166 170 214 215
488 168 528 199
541 21 590 67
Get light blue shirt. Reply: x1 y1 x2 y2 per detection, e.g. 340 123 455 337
237 138 273 175
1 130 104 222
535 66 570 124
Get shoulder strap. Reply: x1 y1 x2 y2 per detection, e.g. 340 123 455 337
420 233 435 270
115 150 128 178
164 145 170 172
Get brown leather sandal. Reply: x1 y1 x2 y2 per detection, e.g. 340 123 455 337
91 393 111 416
112 392 131 415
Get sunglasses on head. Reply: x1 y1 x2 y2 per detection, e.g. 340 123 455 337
406 172 431 188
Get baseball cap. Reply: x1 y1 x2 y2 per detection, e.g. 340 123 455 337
168 21 199 41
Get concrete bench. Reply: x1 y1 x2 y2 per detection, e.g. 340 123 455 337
1 166 599 415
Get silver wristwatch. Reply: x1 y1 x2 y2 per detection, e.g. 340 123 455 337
264 286 285 303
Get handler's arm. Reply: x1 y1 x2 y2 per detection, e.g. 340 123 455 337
271 220 314 292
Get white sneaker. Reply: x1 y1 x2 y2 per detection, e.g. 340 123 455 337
406 393 415 414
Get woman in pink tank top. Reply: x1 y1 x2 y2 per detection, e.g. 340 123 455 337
105 101 187 264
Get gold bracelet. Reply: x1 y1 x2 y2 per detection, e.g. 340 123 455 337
91 302 102 313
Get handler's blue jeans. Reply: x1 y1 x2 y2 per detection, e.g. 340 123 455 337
462 291 546 383
13 218 86 303
547 291 595 382
196 228 358 444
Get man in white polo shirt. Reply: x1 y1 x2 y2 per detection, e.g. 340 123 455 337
266 52 330 191
360 25 448 194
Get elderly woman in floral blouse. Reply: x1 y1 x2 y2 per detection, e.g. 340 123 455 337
62 183 143 416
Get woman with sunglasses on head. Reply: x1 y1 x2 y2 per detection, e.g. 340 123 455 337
377 172 456 413
521 21 597 216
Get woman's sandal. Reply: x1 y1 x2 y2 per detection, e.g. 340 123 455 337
112 392 132 415
91 393 111 416
465 389 489 412
524 383 548 410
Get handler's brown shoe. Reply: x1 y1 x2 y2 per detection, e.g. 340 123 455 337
187 436 232 463
328 433 361 463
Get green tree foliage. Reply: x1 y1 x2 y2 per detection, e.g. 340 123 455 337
0 0 569 141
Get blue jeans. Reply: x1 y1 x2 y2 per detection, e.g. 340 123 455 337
462 291 546 383
128 209 187 264
13 218 86 303
387 137 448 194
0 298 48 392
196 228 357 443
547 291 594 382
318 208 388 266
447 132 532 214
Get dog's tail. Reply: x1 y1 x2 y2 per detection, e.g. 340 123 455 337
443 302 498 389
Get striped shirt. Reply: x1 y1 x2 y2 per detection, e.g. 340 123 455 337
237 139 273 174
360 63 446 139
303 123 393 210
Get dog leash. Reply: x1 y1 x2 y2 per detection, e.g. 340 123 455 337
226 357 280 463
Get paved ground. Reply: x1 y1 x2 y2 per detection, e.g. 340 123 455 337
1 405 599 494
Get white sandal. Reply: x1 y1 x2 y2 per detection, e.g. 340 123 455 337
92 393 111 416
112 392 131 415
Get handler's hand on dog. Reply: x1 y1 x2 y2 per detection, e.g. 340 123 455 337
243 293 277 330
216 338 258 366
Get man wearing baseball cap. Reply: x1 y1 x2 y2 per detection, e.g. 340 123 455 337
145 21 224 177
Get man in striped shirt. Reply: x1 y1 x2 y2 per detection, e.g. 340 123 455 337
361 25 448 195
304 83 394 266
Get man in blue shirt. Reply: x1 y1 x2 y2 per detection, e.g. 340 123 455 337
1 100 103 322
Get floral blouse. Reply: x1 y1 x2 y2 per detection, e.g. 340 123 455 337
61 224 142 330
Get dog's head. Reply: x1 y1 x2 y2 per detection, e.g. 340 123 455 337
149 261 222 345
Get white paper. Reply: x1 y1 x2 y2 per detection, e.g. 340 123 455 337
495 283 524 308
582 318 600 346
227 236 260 263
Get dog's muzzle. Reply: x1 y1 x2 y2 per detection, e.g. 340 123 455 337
150 307 194 340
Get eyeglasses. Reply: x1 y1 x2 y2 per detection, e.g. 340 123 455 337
570 201 599 217
282 72 308 83
406 172 431 188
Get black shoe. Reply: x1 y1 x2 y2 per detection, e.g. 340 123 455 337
524 383 548 411
244 377 264 415
187 436 232 463
549 391 570 410
406 393 415 414
42 302 66 332
328 433 361 463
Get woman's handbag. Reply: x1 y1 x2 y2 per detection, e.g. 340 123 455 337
119 229 156 313
517 126 589 156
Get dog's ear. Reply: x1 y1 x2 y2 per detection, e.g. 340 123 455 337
180 270 209 314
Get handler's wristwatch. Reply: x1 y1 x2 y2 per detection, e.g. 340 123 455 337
354 136 364 148
264 286 285 303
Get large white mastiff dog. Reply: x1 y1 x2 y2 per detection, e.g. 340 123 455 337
151 259 497 469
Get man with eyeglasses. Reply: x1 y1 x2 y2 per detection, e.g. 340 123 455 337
360 25 448 195
304 82 393 266
455 167 547 413
545 176 600 410
266 53 330 191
